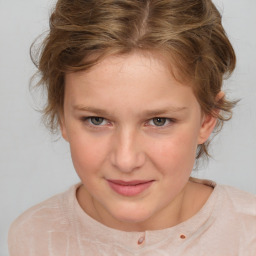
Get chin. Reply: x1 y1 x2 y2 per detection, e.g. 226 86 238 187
111 206 154 225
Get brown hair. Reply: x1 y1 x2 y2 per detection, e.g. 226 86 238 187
31 0 237 159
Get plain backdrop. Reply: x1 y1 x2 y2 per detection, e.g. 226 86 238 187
1 0 256 255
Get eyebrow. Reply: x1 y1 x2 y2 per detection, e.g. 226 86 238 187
73 105 111 116
140 107 188 116
73 105 188 117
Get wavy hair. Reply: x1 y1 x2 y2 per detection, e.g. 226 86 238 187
31 0 237 159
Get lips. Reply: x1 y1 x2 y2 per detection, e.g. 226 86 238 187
107 179 154 196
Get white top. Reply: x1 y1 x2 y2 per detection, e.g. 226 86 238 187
8 179 256 256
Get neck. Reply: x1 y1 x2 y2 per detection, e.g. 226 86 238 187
76 180 212 232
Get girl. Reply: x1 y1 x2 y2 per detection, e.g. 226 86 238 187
8 0 256 255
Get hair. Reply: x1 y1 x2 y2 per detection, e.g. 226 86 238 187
31 0 237 159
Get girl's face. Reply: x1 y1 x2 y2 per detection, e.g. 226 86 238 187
61 52 216 231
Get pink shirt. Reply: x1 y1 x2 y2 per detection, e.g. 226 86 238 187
8 179 256 255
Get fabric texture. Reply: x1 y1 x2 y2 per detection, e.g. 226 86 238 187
8 179 256 256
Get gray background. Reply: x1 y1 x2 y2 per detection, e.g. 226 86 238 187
1 0 255 255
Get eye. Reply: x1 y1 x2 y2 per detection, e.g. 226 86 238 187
148 118 173 127
152 118 167 126
86 117 108 126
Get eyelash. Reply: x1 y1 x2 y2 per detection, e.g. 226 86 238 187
81 116 176 129
81 116 110 128
147 117 175 127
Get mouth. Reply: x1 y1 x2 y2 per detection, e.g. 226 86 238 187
107 179 154 197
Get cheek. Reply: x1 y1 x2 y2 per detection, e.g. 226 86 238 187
148 131 198 171
68 134 109 178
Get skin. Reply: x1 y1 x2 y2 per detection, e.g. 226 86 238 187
61 52 218 232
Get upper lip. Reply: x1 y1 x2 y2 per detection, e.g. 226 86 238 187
107 180 154 186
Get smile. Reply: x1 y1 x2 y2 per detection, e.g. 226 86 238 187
107 179 154 197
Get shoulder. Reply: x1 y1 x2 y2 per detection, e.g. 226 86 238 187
218 184 256 215
9 191 66 230
8 184 77 256
215 184 256 253
217 184 256 233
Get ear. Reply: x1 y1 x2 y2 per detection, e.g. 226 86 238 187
59 114 69 142
197 91 224 144
197 114 217 144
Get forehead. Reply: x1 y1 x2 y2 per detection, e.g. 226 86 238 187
64 52 199 113
66 51 189 89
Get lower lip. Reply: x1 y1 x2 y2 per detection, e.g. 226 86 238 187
107 180 154 197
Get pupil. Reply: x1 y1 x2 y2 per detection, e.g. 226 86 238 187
153 118 166 126
91 117 103 125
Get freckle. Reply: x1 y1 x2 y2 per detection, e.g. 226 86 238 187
180 234 186 239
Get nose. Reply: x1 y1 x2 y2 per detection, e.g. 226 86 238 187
110 128 146 173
